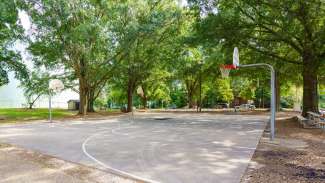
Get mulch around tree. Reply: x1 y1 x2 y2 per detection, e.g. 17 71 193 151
241 117 325 183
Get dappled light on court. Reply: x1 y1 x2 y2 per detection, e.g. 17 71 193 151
212 140 236 147
168 152 186 158
0 128 32 138
0 113 266 183
228 158 250 163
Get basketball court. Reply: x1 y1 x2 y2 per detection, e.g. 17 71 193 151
0 112 267 183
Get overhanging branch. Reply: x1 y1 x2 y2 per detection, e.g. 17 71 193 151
247 45 302 65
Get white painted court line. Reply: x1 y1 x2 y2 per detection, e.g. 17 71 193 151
82 116 159 183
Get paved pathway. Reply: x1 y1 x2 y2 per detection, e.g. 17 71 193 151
0 113 267 183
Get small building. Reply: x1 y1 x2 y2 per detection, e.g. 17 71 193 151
67 100 80 110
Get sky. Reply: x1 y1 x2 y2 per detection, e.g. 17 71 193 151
0 10 78 108
179 0 188 7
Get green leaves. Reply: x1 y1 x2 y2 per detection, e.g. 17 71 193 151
20 71 50 108
0 0 27 86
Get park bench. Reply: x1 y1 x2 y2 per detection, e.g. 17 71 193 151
308 112 325 129
296 112 325 129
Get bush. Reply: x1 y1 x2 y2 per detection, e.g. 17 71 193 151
170 89 187 108
94 99 106 110
281 96 294 108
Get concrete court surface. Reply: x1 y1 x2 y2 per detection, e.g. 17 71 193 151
0 112 268 183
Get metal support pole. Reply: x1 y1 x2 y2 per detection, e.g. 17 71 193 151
270 68 275 140
198 62 202 112
49 90 52 123
238 63 275 140
199 67 202 112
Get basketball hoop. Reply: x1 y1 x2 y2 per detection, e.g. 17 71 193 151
137 86 144 97
49 79 64 92
219 47 240 78
48 79 64 123
219 64 236 78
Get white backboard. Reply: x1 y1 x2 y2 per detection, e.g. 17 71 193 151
49 79 64 92
137 86 144 97
233 47 239 67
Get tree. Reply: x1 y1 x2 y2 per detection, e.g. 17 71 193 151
20 71 50 109
190 0 325 116
107 84 127 108
111 0 183 112
25 0 124 114
175 48 204 108
0 0 27 86
214 79 234 103
169 80 187 108
138 68 171 109
232 77 256 100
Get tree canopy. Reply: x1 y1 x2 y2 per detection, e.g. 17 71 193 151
0 0 27 86
0 0 323 116
189 0 325 115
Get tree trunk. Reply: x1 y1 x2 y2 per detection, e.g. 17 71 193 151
127 89 133 112
302 53 319 116
127 80 134 112
142 97 147 109
78 77 88 115
141 86 147 109
87 98 95 112
78 58 88 115
28 94 41 110
188 92 194 108
79 82 88 115
87 91 95 112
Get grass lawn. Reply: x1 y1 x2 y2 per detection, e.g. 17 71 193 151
0 108 77 123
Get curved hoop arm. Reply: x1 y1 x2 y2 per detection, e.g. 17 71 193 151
238 63 275 73
238 63 276 141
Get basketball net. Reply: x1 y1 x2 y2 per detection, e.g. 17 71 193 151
219 64 236 78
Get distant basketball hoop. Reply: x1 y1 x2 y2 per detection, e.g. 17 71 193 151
49 79 64 92
48 79 64 123
137 86 144 97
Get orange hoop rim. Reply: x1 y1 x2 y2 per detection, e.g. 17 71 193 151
220 64 237 70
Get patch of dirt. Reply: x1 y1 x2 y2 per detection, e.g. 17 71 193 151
241 116 325 183
58 111 124 122
0 143 140 183
63 166 92 179
0 143 10 148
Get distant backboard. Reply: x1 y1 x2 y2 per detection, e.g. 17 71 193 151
49 79 64 92
137 86 144 97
